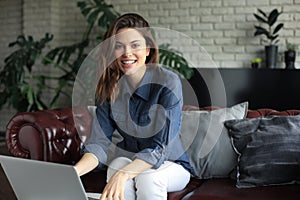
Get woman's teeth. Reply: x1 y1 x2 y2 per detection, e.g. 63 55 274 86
122 60 136 64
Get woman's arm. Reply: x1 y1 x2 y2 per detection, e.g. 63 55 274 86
100 158 153 200
120 158 153 179
74 153 99 176
75 101 115 176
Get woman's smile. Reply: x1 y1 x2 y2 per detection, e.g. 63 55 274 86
121 59 138 67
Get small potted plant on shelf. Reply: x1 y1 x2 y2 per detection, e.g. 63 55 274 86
251 57 262 69
284 43 298 69
253 8 284 69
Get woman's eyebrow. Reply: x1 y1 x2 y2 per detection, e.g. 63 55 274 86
130 40 141 43
116 40 142 44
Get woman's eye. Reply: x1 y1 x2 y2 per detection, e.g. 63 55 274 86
132 43 140 49
115 44 123 50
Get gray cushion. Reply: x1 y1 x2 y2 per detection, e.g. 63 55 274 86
181 102 248 179
225 115 300 188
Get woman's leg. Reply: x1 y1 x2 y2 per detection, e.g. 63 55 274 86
106 157 136 200
135 161 190 200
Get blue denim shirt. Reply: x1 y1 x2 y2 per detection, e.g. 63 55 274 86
83 65 194 174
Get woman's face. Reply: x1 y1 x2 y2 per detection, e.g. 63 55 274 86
114 28 150 76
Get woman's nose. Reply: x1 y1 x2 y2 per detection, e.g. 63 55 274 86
124 45 133 56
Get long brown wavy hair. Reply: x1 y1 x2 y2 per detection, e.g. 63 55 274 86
96 13 159 104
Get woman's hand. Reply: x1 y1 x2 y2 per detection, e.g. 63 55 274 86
100 159 153 200
100 170 130 200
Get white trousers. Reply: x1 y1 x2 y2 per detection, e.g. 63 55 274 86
107 157 191 200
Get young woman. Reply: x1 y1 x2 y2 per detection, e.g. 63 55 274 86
75 13 194 200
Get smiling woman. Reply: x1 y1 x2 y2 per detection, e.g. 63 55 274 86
74 13 194 200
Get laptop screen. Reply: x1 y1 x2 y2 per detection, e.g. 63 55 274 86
0 155 94 200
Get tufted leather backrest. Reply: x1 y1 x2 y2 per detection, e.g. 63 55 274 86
246 109 300 118
6 106 92 164
182 105 300 118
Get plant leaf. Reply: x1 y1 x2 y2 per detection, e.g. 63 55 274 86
77 1 88 15
268 9 281 26
254 26 268 36
258 9 267 18
254 13 267 23
273 23 284 35
271 34 279 41
27 87 34 106
159 44 194 79
78 0 119 30
87 8 102 25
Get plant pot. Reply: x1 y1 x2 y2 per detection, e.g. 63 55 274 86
251 63 260 69
284 50 296 69
265 45 278 69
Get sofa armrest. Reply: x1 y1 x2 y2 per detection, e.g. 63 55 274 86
6 106 92 165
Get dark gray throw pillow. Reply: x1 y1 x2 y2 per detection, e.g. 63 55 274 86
225 115 300 188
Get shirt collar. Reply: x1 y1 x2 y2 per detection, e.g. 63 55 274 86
119 66 153 101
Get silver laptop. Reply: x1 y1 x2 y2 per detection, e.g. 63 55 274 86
0 155 100 200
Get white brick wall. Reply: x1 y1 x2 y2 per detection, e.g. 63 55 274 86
0 0 22 69
1 0 300 131
112 0 300 69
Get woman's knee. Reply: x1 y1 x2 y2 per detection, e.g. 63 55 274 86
135 171 168 199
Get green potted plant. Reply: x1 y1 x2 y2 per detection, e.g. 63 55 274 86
251 57 262 69
284 43 298 69
253 8 284 68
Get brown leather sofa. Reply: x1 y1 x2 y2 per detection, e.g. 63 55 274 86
5 106 300 200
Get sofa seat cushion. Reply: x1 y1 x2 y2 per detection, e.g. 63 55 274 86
182 179 300 200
